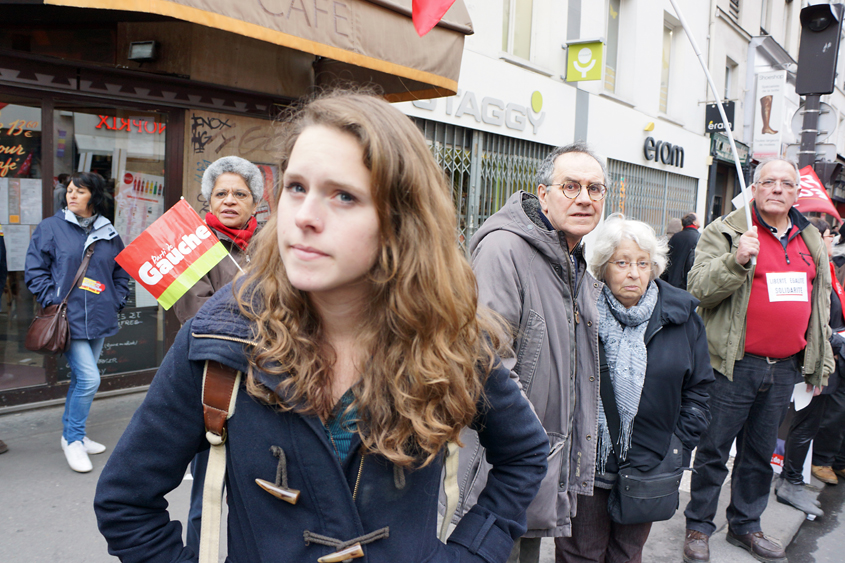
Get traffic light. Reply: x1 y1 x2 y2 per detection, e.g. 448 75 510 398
796 4 845 96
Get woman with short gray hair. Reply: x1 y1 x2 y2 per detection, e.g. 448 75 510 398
558 214 713 562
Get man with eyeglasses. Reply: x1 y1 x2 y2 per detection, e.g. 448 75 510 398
451 143 605 563
683 158 834 563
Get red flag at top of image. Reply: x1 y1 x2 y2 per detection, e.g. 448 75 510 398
794 165 842 222
412 0 456 36
115 200 229 310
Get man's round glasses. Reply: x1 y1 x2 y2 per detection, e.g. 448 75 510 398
609 260 652 271
547 182 607 201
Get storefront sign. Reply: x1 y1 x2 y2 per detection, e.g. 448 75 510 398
752 70 786 160
96 115 166 134
705 101 735 133
643 137 685 168
412 90 546 134
566 41 604 82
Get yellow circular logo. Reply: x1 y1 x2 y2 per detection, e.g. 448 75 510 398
531 91 543 113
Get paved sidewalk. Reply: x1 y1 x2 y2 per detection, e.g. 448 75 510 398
0 391 204 563
0 391 822 563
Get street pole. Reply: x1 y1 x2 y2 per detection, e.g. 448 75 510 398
798 94 820 169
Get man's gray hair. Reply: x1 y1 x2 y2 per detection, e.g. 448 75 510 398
589 213 669 283
752 158 800 185
536 142 607 187
201 156 264 202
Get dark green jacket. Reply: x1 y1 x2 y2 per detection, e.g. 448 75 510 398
687 206 834 386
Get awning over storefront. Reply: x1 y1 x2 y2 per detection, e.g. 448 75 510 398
41 0 472 101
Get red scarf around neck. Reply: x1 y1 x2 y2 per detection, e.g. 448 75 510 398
205 213 257 251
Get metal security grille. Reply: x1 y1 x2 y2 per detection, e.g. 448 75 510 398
604 159 698 235
412 117 553 252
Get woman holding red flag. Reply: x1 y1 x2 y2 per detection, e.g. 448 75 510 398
174 156 264 323
173 155 264 554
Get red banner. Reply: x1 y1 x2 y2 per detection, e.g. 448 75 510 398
794 165 842 222
115 200 228 309
412 0 456 36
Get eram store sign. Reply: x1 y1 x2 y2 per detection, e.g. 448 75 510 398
116 200 228 309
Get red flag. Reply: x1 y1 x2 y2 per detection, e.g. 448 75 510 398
412 0 456 36
115 200 229 309
794 165 842 222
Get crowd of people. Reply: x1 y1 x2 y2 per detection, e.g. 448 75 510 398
16 91 845 563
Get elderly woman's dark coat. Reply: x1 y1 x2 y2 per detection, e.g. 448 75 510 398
609 278 714 472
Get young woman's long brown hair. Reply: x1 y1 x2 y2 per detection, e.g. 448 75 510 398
236 92 506 467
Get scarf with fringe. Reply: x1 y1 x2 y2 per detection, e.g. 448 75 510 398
596 281 658 474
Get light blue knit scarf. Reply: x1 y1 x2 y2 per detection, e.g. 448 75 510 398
596 281 658 474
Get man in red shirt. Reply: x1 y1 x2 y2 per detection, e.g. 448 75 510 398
682 158 834 563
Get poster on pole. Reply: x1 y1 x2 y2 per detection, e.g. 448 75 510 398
752 70 786 160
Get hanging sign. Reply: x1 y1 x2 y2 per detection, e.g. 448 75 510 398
566 41 604 82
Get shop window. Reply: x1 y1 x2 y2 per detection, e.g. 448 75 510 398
0 96 44 391
52 104 168 381
502 0 534 61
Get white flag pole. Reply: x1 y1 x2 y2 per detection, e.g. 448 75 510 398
668 0 755 262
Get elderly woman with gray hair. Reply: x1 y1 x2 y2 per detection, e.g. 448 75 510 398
174 156 264 323
556 214 713 563
173 155 264 552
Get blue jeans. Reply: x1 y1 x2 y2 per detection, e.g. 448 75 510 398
62 338 104 443
684 355 798 536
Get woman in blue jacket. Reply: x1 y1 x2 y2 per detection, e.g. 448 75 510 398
94 93 548 563
25 171 130 473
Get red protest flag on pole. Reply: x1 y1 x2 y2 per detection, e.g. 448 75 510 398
412 0 456 36
794 165 843 222
115 199 229 309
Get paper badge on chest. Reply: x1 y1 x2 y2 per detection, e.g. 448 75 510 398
766 272 808 302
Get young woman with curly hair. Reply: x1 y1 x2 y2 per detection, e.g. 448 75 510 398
94 92 548 563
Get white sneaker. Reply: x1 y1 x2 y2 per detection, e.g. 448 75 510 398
62 440 93 473
61 436 107 455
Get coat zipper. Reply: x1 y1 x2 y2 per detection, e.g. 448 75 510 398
192 333 256 346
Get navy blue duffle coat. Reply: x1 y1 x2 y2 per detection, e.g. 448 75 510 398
94 288 549 563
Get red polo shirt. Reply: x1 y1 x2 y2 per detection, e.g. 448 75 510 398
744 210 816 358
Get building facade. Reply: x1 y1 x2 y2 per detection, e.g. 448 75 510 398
397 0 714 255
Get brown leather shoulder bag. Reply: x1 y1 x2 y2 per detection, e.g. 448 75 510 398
25 243 96 354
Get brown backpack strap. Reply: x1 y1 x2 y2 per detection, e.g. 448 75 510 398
199 360 241 563
202 360 240 442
